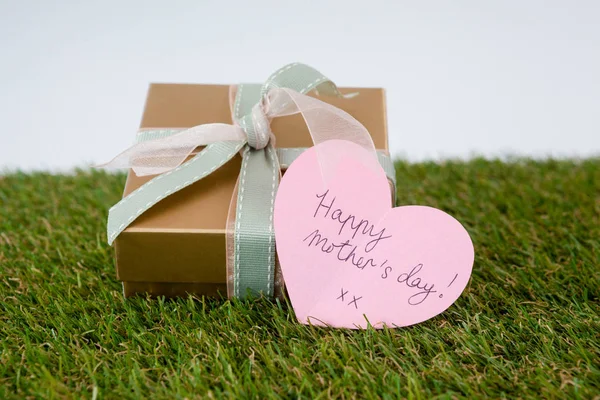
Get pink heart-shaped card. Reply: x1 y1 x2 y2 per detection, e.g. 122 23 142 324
274 140 474 329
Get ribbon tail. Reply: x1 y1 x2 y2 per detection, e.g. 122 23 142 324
276 147 397 206
107 141 245 244
266 88 386 193
99 123 246 176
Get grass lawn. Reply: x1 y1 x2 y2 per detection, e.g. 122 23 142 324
0 158 599 399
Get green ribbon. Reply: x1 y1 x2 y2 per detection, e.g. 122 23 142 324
107 63 397 299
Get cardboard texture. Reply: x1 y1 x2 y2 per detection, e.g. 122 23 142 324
116 83 390 297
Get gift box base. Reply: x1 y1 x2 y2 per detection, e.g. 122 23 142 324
122 281 227 298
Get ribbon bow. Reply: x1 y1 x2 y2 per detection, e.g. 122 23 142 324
103 63 397 299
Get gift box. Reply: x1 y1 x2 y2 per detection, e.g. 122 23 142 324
109 65 395 298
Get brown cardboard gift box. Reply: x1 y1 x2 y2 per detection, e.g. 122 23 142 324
115 83 390 297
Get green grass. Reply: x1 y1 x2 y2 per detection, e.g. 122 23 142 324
1 158 599 399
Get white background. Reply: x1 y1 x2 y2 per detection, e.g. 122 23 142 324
1 0 599 171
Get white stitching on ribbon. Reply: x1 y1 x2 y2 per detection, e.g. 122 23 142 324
266 146 277 295
262 63 300 95
234 84 244 121
235 144 251 298
265 62 299 87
